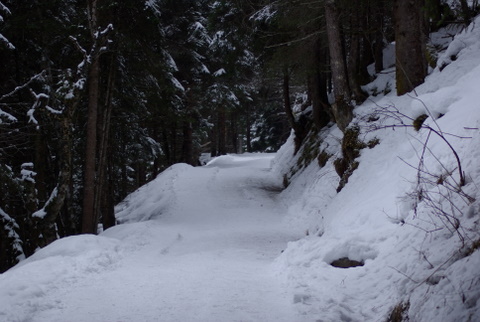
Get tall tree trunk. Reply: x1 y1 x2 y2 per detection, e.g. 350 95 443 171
459 0 471 23
325 0 353 132
94 55 115 231
246 103 252 153
34 131 48 204
283 67 306 154
182 119 194 165
309 39 331 130
34 109 75 247
373 8 384 74
82 55 100 234
394 0 427 96
217 105 227 156
347 5 367 104
210 123 218 157
230 111 238 153
102 155 116 230
82 0 101 234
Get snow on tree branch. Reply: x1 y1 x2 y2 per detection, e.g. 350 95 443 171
0 1 14 50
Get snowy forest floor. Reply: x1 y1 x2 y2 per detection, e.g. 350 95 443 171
0 154 308 322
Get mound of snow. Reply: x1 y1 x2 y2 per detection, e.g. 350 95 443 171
115 163 193 223
0 235 121 321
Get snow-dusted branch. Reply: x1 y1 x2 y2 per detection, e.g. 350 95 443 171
0 71 47 102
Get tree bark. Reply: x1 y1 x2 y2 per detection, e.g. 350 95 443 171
347 5 367 104
94 54 115 231
394 0 427 96
182 119 194 164
283 67 305 154
82 0 112 234
459 0 471 23
217 104 227 156
246 103 252 153
82 55 100 234
325 0 353 132
309 39 331 129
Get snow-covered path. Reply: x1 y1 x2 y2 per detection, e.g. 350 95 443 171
1 154 304 322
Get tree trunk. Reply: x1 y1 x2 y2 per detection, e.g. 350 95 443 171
459 0 471 23
374 23 384 73
246 103 252 153
347 5 367 104
217 105 227 156
210 123 218 157
325 0 353 132
82 55 100 234
94 54 115 231
394 0 427 96
182 119 194 165
230 111 238 153
101 156 116 230
81 0 102 234
309 39 331 130
283 68 295 133
283 67 306 154
34 109 75 247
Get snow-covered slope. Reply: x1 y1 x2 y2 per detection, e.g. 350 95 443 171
271 19 480 321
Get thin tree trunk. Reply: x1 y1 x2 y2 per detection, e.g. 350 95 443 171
347 5 366 104
182 119 194 165
102 155 116 230
246 103 252 153
230 111 238 153
309 39 331 129
283 67 305 154
394 0 427 96
217 105 226 156
459 0 471 23
374 16 384 74
325 0 353 132
211 119 218 157
283 68 294 130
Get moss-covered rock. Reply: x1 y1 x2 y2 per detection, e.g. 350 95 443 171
318 150 332 168
413 114 428 131
335 125 367 192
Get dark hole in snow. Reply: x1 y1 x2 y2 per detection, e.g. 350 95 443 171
330 257 364 268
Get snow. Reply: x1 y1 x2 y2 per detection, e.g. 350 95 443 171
0 108 17 123
0 33 15 49
1 17 480 322
213 68 226 77
270 17 480 321
2 154 303 321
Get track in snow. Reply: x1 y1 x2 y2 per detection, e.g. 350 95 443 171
2 154 305 322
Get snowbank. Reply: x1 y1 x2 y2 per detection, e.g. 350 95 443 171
0 235 121 321
273 18 480 321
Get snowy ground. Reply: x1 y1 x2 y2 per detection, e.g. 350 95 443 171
2 18 480 322
0 154 307 322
